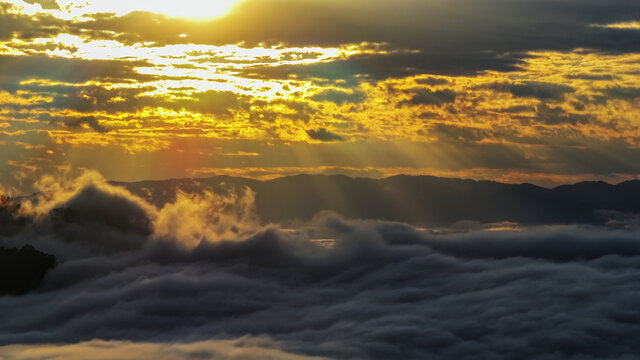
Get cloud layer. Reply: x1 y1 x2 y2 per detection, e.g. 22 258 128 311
2 173 640 359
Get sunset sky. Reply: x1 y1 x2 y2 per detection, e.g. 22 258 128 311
0 0 638 192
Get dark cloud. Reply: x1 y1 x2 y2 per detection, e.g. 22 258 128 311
249 99 314 122
0 55 155 89
566 74 616 81
429 124 496 142
2 177 640 359
235 52 526 80
5 84 158 115
68 11 185 46
9 40 78 54
418 111 440 119
490 81 575 100
47 85 156 114
536 103 592 125
310 89 365 104
5 84 250 119
60 115 110 133
71 0 640 53
23 0 59 10
0 0 637 82
400 89 457 106
599 86 640 100
306 128 344 142
39 0 639 80
0 11 64 42
416 77 450 86
502 105 535 113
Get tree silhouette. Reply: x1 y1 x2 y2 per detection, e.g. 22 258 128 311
0 245 57 295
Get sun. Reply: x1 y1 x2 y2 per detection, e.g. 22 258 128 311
76 0 241 20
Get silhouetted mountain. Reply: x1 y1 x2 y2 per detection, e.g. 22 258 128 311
112 175 640 227
0 245 56 295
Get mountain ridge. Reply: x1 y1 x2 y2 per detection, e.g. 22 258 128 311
108 174 640 227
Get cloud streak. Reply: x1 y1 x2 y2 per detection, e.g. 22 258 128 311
0 338 326 360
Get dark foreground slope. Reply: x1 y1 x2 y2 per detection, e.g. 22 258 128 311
0 196 57 295
0 245 56 295
114 175 640 227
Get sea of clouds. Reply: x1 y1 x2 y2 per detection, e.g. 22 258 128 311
1 172 640 359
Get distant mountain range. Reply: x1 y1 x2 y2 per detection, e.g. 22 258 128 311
113 175 640 227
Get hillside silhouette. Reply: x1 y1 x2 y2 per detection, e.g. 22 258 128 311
113 175 640 227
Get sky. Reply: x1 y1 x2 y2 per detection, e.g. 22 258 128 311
0 0 638 192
